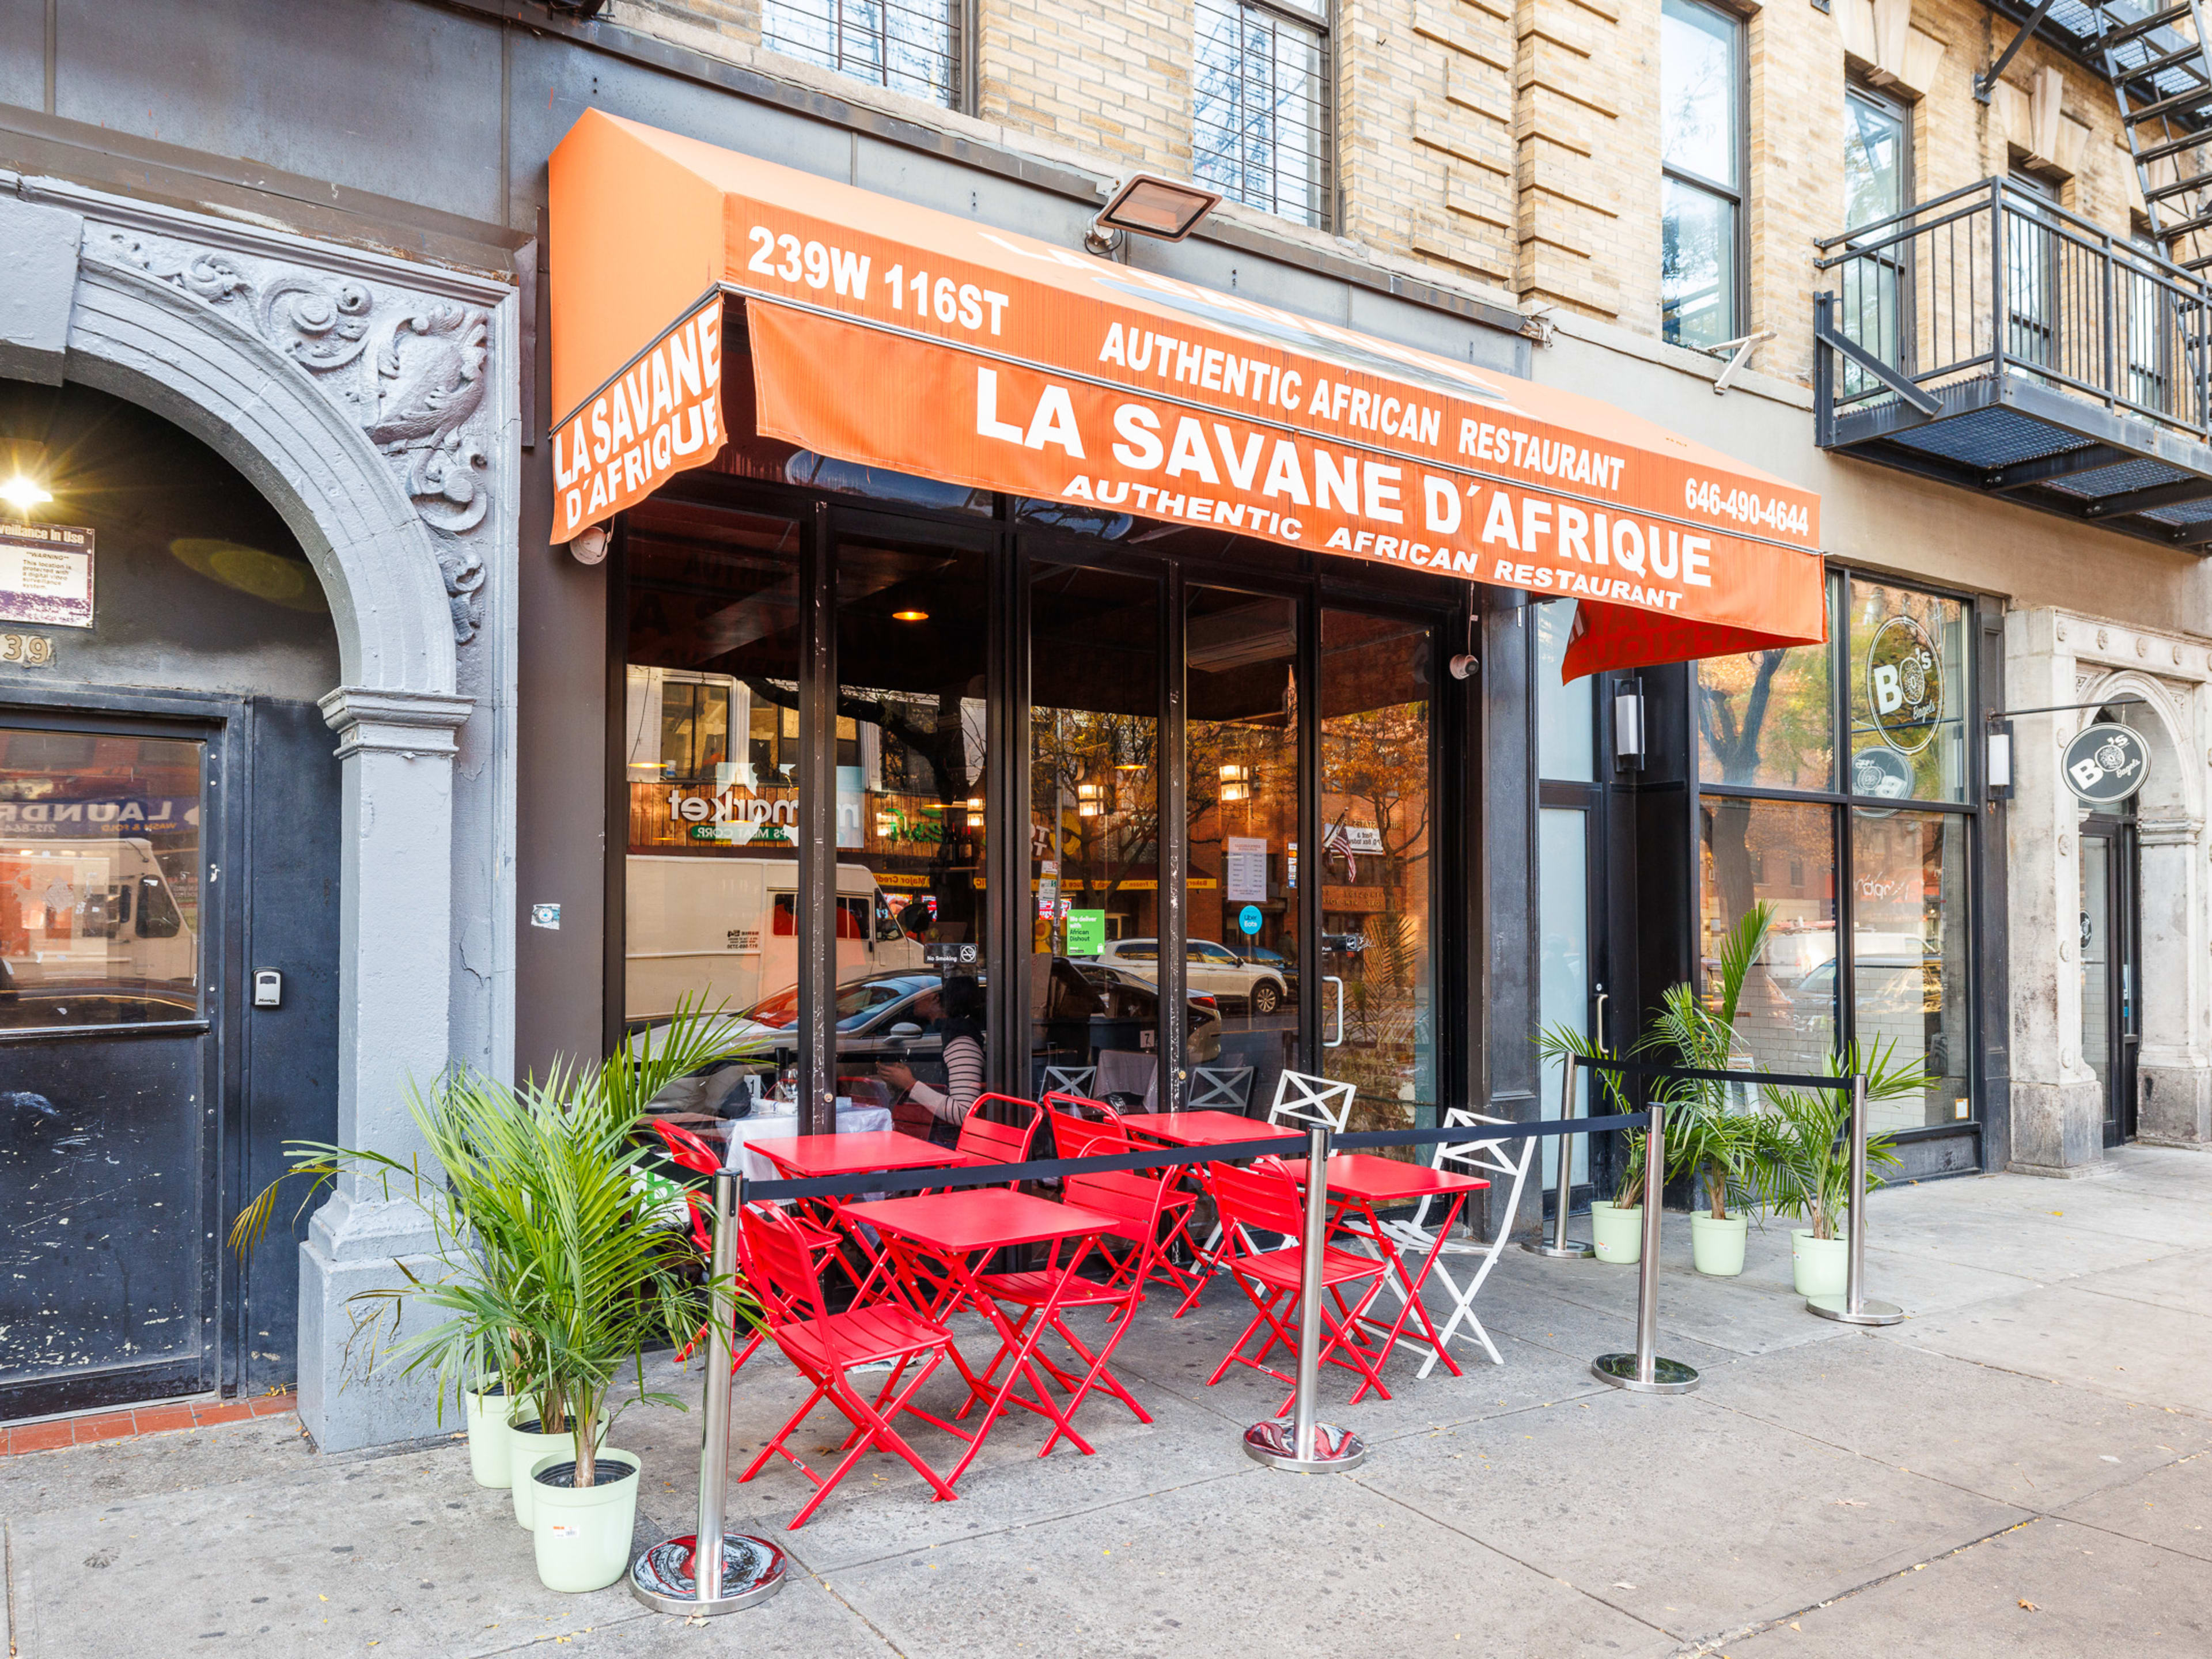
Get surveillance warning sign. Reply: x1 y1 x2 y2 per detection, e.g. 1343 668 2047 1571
0 523 93 629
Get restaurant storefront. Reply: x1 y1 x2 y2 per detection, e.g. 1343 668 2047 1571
541 111 1829 1159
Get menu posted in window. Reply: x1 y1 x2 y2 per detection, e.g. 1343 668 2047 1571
0 524 93 629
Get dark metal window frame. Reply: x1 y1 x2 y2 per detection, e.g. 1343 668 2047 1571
1690 563 1988 1147
1190 0 1337 232
605 469 1471 1125
1658 0 1750 350
757 0 970 114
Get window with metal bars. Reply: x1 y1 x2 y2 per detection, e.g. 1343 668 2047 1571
762 0 961 109
1191 0 1332 230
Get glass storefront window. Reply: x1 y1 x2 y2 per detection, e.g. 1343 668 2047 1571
1853 809 1969 1131
622 502 805 1094
1539 806 1590 1186
1848 577 1967 803
1187 588 1301 1096
1030 559 1165 1103
1320 609 1435 1132
1697 640 1833 791
1535 600 1594 782
0 729 203 1028
1699 794 1838 1077
834 529 994 1131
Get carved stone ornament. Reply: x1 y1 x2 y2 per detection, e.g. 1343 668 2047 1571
98 230 495 643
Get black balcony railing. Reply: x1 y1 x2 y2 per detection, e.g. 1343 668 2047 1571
1813 177 2212 546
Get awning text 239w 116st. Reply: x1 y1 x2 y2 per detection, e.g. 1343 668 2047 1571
547 110 1825 676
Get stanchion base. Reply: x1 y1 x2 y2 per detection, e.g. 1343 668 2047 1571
1243 1418 1367 1472
630 1532 789 1616
1521 1239 1596 1259
1805 1294 1904 1326
1590 1353 1700 1394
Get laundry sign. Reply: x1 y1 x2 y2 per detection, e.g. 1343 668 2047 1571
0 523 94 630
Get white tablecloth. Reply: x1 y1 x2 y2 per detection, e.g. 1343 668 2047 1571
721 1101 895 1179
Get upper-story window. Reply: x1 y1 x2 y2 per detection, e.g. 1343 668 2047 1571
1659 0 1744 349
1192 0 1333 230
763 0 961 109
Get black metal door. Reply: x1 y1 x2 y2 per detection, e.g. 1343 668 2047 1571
2081 814 2139 1148
0 714 222 1416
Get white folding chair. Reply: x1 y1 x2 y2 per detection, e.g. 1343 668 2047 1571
1039 1064 1097 1099
1374 1109 1535 1374
1187 1066 1253 1113
1267 1068 1356 1133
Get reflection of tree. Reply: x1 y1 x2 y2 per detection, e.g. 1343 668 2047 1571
1031 709 1158 946
1323 699 1430 1111
1699 648 1829 922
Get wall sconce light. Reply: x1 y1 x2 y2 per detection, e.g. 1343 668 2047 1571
1076 780 1111 817
0 442 53 519
1218 762 1250 803
965 795 985 830
1084 173 1225 256
1613 677 1646 772
1985 718 2013 800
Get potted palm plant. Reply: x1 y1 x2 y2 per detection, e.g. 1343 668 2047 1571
1641 904 1772 1277
233 1005 748 1593
1536 1023 1645 1263
1751 1040 1921 1296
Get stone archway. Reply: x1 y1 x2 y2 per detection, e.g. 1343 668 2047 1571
2088 671 2210 1147
2 185 512 1448
2006 607 2212 1175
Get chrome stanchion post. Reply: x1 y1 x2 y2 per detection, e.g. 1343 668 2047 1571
632 1172 788 1615
1244 1123 1366 1472
1808 1074 1903 1326
1525 1054 1594 1258
1592 1102 1699 1394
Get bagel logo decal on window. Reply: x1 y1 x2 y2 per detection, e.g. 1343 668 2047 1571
1867 615 1942 755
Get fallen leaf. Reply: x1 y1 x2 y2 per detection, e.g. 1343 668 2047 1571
2018 1600 2038 1612
1836 1499 1867 1507
1613 1582 1637 1591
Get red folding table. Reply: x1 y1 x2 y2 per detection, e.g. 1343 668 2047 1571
840 1188 1121 1483
1120 1112 1301 1314
1276 1153 1488 1382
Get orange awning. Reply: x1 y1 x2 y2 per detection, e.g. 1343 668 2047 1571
548 109 1825 675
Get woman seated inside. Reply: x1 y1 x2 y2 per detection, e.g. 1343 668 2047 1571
877 974 984 1145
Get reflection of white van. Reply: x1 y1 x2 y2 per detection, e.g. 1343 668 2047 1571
0 836 196 991
624 856 923 1021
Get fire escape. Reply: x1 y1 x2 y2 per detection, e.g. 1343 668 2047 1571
1812 2 2212 546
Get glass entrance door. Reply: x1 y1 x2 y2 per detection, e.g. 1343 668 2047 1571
0 722 215 1416
1316 607 1435 1130
2080 816 2138 1146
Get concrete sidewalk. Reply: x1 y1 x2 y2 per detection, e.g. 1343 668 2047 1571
6 1147 2209 1658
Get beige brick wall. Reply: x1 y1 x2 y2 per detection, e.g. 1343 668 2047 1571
614 1 2174 387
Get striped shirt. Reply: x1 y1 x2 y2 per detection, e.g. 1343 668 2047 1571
905 1034 984 1126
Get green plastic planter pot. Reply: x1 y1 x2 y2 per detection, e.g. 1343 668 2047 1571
529 1450 641 1593
507 1415 606 1530
1590 1200 1642 1264
1689 1213 1748 1277
1792 1230 1849 1297
463 1377 516 1488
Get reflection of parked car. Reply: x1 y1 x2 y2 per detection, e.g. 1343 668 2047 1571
1091 937 1288 1016
628 960 1224 1112
1238 944 1297 997
1787 956 1949 1074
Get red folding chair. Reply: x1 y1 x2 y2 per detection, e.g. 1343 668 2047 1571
1046 1093 1206 1307
1204 1160 1394 1415
966 1165 1182 1453
736 1206 975 1529
955 1093 1046 1169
